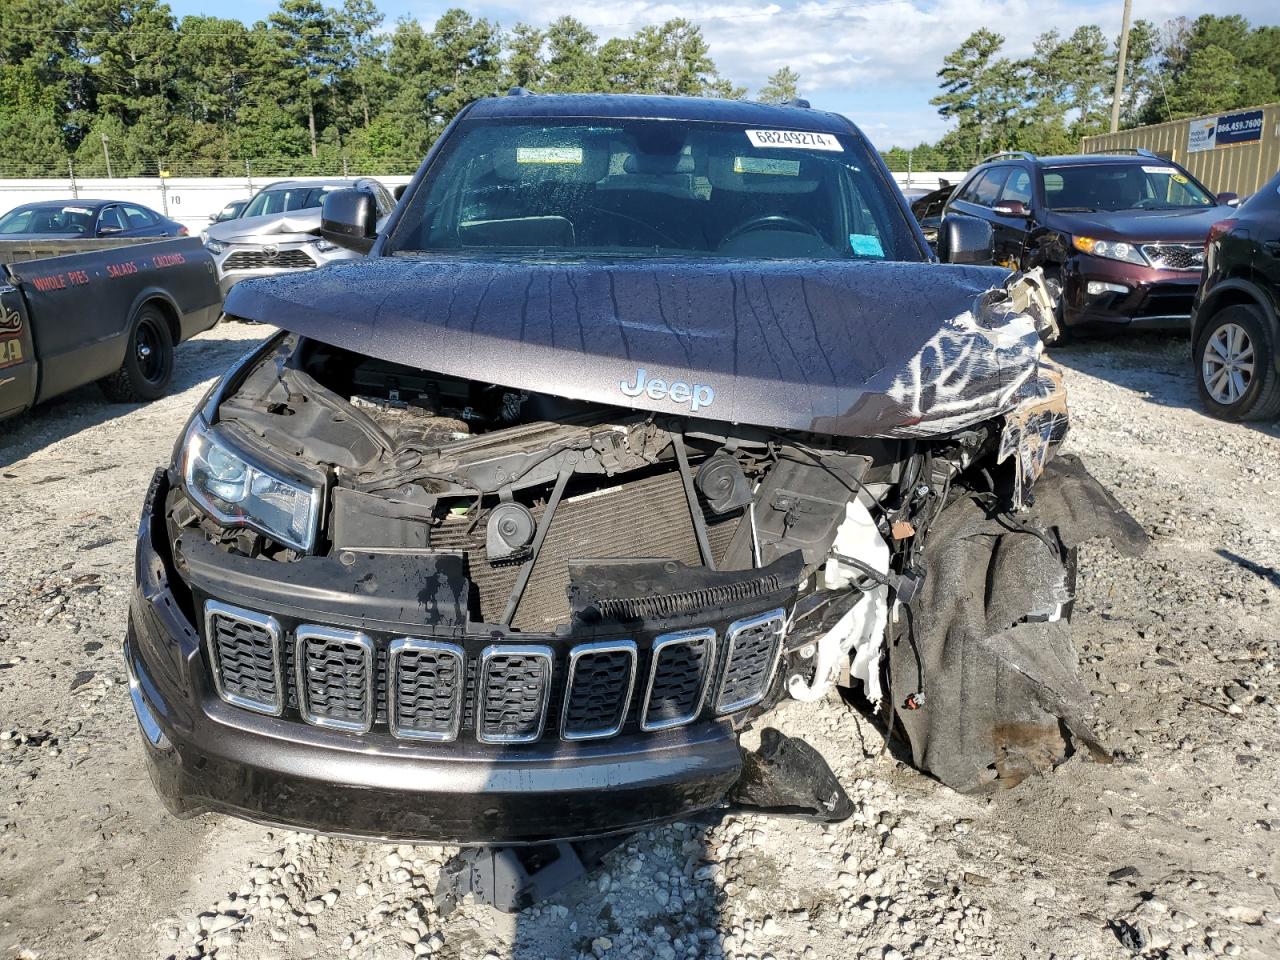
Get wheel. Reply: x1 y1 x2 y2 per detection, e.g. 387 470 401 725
1195 303 1280 421
99 304 175 402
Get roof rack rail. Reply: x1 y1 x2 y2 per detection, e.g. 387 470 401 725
785 97 811 109
507 86 532 97
1094 147 1163 159
980 150 1037 164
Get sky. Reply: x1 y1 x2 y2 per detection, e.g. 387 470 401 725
166 0 1280 148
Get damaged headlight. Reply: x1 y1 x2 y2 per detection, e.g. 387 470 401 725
1071 236 1148 266
181 417 321 551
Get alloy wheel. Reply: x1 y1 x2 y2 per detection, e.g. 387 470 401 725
1202 322 1254 405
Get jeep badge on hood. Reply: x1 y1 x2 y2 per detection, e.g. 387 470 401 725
620 367 715 411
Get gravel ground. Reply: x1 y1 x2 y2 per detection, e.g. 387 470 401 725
1 322 1278 960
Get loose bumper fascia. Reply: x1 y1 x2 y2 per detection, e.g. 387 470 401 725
127 469 745 843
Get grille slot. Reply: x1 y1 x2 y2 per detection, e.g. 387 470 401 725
388 639 463 741
715 609 786 714
223 249 315 270
1141 243 1204 272
204 601 283 715
642 628 715 731
296 626 374 732
478 645 553 743
561 641 637 740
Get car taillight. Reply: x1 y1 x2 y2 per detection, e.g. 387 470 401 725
1206 218 1234 250
178 225 189 236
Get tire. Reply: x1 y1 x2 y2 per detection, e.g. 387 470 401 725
98 304 175 403
1194 303 1280 422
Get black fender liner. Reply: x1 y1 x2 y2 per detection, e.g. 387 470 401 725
887 454 1148 793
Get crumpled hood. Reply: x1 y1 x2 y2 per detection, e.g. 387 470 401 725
207 209 322 244
224 255 1047 439
1049 205 1226 243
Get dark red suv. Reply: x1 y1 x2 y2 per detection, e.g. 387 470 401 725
942 150 1238 341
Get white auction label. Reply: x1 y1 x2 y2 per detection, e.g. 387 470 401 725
745 130 843 151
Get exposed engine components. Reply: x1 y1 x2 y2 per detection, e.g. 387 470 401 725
695 453 753 514
787 498 891 705
486 501 537 560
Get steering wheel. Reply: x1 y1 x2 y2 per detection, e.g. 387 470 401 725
721 214 822 246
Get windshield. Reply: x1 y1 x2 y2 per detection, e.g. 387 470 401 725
243 184 344 218
1042 162 1215 212
389 118 922 262
0 204 97 235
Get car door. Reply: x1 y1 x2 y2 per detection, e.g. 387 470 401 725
946 166 1010 240
1250 175 1280 293
122 204 165 236
991 166 1033 269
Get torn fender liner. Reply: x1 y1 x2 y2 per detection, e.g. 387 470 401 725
888 455 1148 793
729 728 854 822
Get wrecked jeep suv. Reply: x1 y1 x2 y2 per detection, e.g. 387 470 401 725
125 94 1146 844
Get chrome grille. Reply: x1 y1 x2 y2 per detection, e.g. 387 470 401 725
479 645 553 743
562 641 637 740
388 639 463 741
715 609 786 714
642 629 715 731
1141 242 1204 272
296 626 374 732
204 601 283 715
223 248 315 270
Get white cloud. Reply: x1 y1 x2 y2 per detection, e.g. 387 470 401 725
432 0 1280 145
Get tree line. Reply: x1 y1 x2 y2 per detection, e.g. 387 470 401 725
1 2 1276 179
0 0 770 177
884 13 1280 171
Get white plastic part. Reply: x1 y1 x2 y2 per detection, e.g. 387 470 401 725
787 499 891 705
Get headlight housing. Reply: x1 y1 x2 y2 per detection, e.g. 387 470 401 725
1071 236 1148 266
204 239 225 255
313 236 338 252
181 417 321 551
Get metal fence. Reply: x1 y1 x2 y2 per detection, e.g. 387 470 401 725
1082 102 1280 196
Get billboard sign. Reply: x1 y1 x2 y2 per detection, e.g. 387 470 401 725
1187 117 1217 152
1188 110 1265 152
1215 109 1265 147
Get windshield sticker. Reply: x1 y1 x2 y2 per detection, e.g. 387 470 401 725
1141 165 1178 175
850 233 885 257
62 206 94 216
733 157 801 176
746 130 842 152
1171 173 1189 184
516 146 583 165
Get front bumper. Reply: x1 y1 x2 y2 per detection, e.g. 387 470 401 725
1062 255 1201 331
126 471 746 844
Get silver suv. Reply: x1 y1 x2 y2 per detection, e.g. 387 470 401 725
204 178 393 296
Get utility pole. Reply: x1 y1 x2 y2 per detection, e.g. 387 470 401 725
101 132 113 179
1110 0 1133 133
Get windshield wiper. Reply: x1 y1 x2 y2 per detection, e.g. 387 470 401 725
1052 206 1097 213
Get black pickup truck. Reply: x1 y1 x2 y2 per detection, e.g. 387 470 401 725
1 237 222 421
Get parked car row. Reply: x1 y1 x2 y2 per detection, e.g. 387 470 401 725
912 150 1278 422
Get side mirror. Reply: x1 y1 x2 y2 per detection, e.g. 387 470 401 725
938 214 994 266
992 199 1030 218
1217 192 1239 207
393 184 408 202
320 189 377 254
